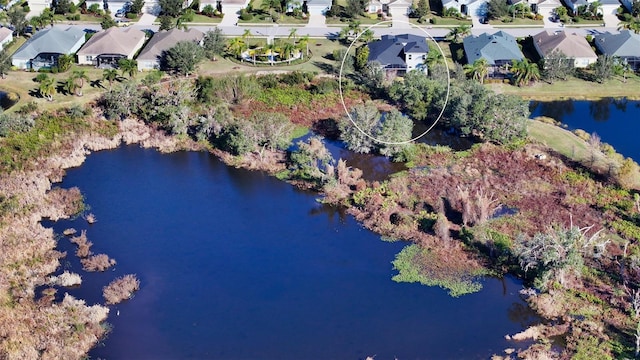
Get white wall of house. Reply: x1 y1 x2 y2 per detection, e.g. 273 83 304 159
573 56 596 67
11 58 29 69
0 34 13 51
137 59 159 70
405 52 426 71
77 54 96 65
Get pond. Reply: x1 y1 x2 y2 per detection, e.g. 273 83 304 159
530 98 640 161
0 90 18 110
47 145 537 359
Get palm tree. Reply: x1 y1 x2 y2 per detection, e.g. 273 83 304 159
447 24 471 43
227 37 247 60
38 77 56 101
63 77 78 96
288 28 298 41
618 17 640 34
588 0 602 16
102 69 119 91
424 48 444 75
118 59 138 78
280 41 297 63
463 58 489 83
360 29 374 43
298 35 310 58
242 29 253 42
71 69 90 96
512 58 540 86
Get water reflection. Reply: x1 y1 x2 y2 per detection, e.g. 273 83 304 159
529 100 575 121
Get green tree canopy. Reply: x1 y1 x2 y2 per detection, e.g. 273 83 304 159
164 41 205 76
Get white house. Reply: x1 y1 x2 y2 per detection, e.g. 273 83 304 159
442 0 488 16
0 27 13 51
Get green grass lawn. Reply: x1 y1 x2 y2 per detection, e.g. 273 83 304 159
490 17 544 26
487 74 640 100
410 15 472 26
238 13 309 24
187 14 222 23
326 14 388 25
5 37 27 56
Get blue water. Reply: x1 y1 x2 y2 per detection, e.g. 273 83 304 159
48 146 536 359
530 99 640 161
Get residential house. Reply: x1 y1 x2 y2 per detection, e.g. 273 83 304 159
535 0 563 22
562 0 617 15
368 34 429 73
532 30 597 67
387 0 413 17
463 31 524 74
11 26 86 70
367 0 384 13
442 0 488 17
0 27 13 51
26 0 52 17
137 28 205 71
305 0 333 15
595 30 640 70
77 27 146 67
199 0 250 13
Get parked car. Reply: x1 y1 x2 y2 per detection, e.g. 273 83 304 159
115 9 126 17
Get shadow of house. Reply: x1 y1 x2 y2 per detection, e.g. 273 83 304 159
11 26 86 70
367 34 429 75
76 27 146 68
137 28 205 71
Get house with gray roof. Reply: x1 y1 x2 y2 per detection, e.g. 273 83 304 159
595 30 640 70
77 27 146 68
533 30 597 68
368 34 429 73
11 26 86 70
463 31 524 71
137 29 205 71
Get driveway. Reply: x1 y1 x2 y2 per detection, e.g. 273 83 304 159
306 14 326 27
137 13 157 26
539 7 562 28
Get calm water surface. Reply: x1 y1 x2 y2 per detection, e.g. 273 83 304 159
530 98 640 161
49 146 536 359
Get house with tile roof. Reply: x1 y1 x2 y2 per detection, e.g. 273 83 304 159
463 31 524 71
368 34 429 73
11 26 86 70
532 30 597 68
137 28 204 71
77 27 146 68
594 30 640 70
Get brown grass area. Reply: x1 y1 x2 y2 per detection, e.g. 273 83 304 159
103 275 140 305
81 254 116 272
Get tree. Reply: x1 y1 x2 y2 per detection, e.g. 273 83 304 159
279 41 297 63
345 0 366 18
388 70 447 122
38 76 56 101
463 58 489 84
289 136 335 183
298 34 310 58
203 28 226 61
63 76 79 95
339 102 380 154
414 0 430 18
511 58 540 86
57 54 74 72
540 49 573 83
54 0 72 14
130 0 145 14
618 16 640 34
241 28 252 41
588 0 601 16
159 0 184 17
227 37 247 59
101 14 117 29
158 15 175 30
593 54 614 83
72 69 90 96
515 224 607 290
377 109 414 158
613 59 632 83
118 58 138 78
354 45 369 71
7 7 28 35
288 28 298 41
261 0 283 13
487 0 509 19
360 29 374 43
0 48 11 79
446 24 471 43
102 69 120 91
101 81 142 120
249 112 295 156
164 40 205 76
424 46 444 75
554 5 567 18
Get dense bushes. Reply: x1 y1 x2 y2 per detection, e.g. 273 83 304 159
103 274 140 304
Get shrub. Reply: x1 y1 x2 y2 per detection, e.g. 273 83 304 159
239 9 252 20
103 274 140 304
81 254 117 272
125 12 136 18
70 230 93 258
202 4 214 16
49 271 82 286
